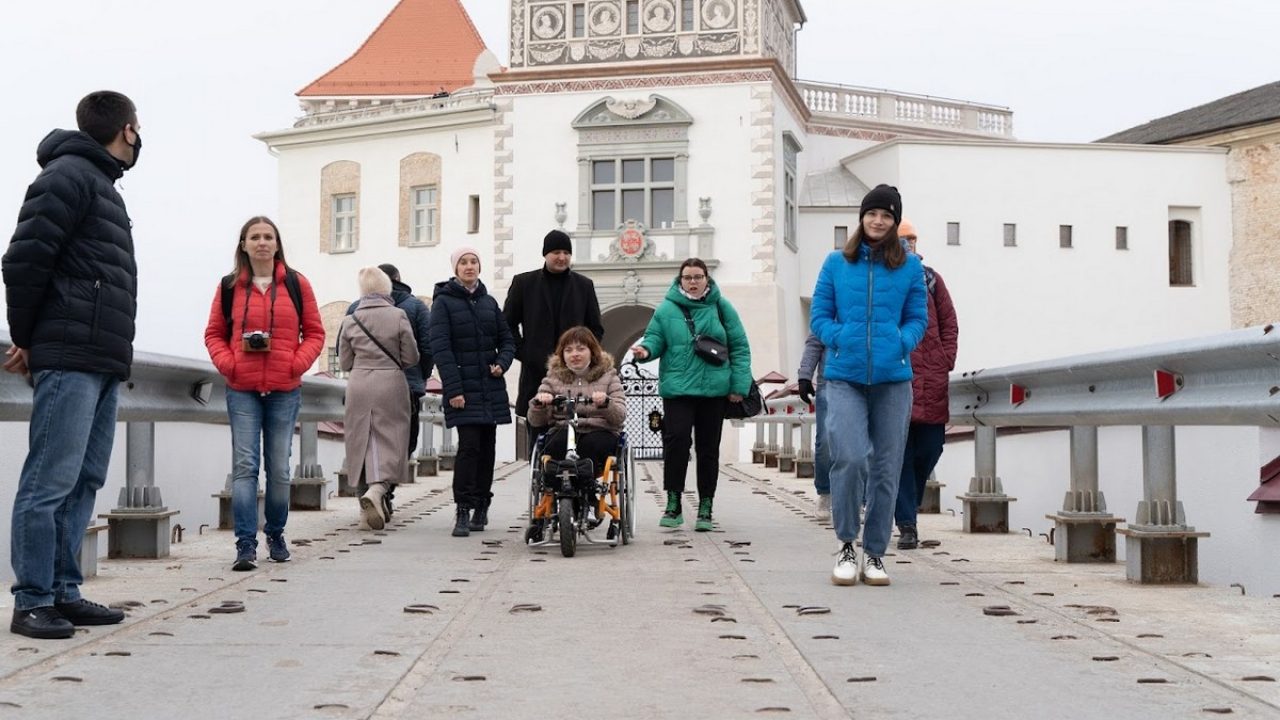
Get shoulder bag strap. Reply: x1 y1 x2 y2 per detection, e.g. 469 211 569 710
350 312 400 365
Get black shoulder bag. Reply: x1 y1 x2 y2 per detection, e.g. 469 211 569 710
678 302 763 419
679 304 729 366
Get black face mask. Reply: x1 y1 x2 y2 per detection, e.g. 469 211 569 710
120 127 141 171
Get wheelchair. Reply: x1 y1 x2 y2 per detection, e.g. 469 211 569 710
525 395 636 557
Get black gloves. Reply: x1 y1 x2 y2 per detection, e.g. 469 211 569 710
798 379 815 405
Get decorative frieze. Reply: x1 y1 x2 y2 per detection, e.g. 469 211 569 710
496 69 775 97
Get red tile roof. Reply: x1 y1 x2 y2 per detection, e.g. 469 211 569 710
298 0 490 98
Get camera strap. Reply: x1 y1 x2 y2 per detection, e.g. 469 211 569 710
240 280 278 339
350 313 400 366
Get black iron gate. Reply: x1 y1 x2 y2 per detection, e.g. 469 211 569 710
621 361 664 460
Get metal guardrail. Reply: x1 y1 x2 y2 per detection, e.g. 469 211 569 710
948 324 1280 428
0 339 347 424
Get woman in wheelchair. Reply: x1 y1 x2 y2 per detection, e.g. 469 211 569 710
527 327 627 523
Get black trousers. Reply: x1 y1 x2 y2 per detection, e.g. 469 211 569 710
541 426 619 478
453 424 497 508
408 391 424 458
661 396 726 498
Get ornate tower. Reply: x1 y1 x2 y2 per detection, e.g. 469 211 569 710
508 0 806 76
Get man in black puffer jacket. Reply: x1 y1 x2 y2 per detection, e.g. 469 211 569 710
2 91 142 640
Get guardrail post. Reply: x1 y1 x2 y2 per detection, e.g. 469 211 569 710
439 424 457 471
290 422 328 510
1045 426 1122 562
751 421 767 464
416 396 440 477
98 422 178 558
764 420 780 468
795 416 815 478
919 471 943 514
778 417 797 473
957 425 1016 532
1118 426 1208 583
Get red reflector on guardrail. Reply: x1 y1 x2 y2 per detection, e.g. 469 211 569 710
1010 384 1027 407
1154 369 1182 400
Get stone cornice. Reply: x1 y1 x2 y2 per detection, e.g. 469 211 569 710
255 105 497 148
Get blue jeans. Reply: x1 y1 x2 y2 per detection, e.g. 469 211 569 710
226 388 301 548
813 390 830 495
825 379 912 558
894 423 946 529
10 370 119 611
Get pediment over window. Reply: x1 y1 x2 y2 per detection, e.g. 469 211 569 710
571 94 694 130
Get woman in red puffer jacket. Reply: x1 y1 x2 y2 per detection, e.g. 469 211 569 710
203 216 325 573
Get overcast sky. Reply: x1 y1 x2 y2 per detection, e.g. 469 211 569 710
2 0 1274 359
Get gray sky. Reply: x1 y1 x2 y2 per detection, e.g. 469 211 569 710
2 0 1275 358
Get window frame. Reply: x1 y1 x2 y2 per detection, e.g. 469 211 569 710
408 185 439 247
946 222 961 246
589 156 678 231
331 193 357 252
1003 223 1017 247
1059 224 1073 249
1168 219 1194 287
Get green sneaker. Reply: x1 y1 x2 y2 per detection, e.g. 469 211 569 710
694 497 714 532
659 491 683 528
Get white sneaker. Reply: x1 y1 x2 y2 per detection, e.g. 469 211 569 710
831 542 858 586
861 555 890 586
360 483 388 531
815 494 832 522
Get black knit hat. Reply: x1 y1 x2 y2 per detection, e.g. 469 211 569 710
542 229 573 256
859 184 902 225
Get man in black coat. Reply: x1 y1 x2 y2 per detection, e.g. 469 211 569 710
2 91 142 640
345 263 434 456
502 230 604 447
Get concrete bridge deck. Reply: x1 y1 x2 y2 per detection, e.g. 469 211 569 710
1 461 1277 719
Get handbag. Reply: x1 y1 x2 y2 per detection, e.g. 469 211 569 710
724 380 763 420
677 302 763 419
678 305 729 366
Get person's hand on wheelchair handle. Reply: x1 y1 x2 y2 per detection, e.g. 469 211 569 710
591 391 607 406
533 392 554 407
798 378 815 405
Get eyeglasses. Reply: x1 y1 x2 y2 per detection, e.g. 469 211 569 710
680 274 707 282
900 236 918 242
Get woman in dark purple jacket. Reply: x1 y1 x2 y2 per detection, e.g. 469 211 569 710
893 219 959 550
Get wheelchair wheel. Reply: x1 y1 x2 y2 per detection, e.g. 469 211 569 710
617 451 632 545
558 496 576 558
527 456 541 521
624 446 637 540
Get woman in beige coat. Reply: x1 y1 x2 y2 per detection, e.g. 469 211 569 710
339 267 420 530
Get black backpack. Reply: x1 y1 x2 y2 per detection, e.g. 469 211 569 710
221 270 304 341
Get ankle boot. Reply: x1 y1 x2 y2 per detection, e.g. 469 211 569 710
694 496 714 532
452 505 471 537
360 482 388 530
660 491 683 528
469 497 490 531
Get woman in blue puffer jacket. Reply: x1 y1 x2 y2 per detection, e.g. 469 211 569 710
811 184 927 588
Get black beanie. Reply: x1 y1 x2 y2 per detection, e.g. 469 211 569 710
859 184 902 225
542 229 573 256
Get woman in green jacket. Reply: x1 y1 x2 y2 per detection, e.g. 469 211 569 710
631 259 752 531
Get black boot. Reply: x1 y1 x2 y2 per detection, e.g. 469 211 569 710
897 525 919 550
469 497 489 531
452 505 471 537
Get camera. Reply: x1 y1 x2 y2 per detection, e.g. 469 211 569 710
242 331 272 352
